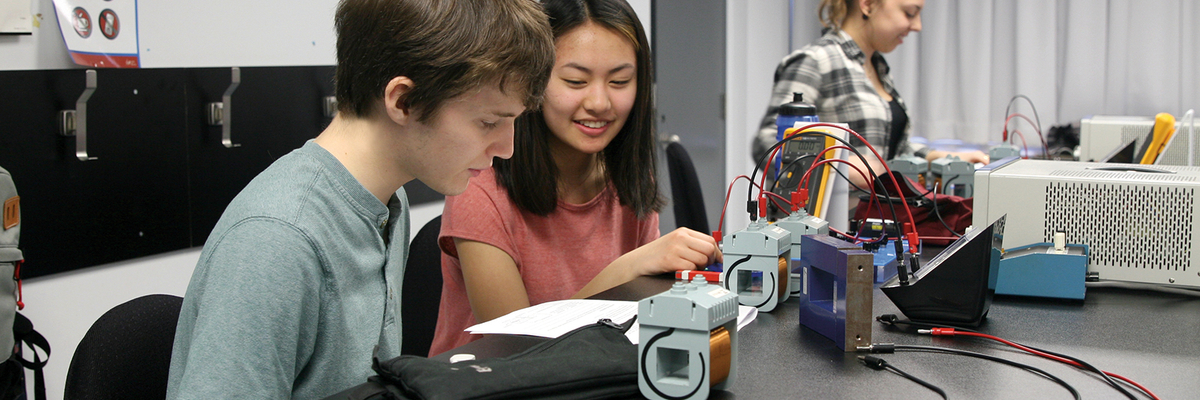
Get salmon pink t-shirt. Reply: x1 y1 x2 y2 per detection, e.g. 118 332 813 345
428 168 659 355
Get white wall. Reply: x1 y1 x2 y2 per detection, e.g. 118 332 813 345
22 201 444 399
725 0 817 235
2 0 340 70
0 0 76 70
628 0 649 37
3 0 649 71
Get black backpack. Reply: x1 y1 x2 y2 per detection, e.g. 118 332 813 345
0 167 49 400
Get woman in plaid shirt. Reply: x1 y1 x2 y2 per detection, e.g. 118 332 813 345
754 0 987 188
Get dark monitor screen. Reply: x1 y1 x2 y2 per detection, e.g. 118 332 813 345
1098 137 1139 163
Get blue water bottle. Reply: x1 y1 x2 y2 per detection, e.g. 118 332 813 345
774 92 819 177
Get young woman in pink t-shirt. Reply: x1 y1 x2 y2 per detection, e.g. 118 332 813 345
430 0 723 355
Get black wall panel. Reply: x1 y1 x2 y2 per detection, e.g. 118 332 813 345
183 67 336 245
0 66 445 279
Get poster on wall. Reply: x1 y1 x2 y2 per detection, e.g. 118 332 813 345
1 0 33 34
45 0 338 69
53 0 139 68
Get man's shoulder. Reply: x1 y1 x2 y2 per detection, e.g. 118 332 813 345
226 152 324 216
208 146 355 249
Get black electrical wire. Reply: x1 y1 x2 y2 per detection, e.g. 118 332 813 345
858 355 947 399
1004 94 1048 159
876 315 1141 400
892 345 1080 400
762 191 792 214
828 162 872 194
770 154 817 192
1027 345 1137 398
1049 146 1075 160
1004 95 1043 139
752 131 889 213
775 153 891 236
923 182 962 238
751 130 902 231
828 165 895 247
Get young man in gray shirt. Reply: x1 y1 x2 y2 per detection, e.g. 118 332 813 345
166 1 554 398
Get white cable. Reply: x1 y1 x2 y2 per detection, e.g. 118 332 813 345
1085 281 1200 297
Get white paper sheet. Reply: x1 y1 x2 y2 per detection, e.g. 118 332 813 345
1 0 33 34
465 299 758 345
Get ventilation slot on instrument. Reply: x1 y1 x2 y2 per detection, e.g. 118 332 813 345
1050 169 1196 183
1043 182 1193 271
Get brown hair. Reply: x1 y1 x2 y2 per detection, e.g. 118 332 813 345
334 0 555 122
819 0 870 30
494 0 663 218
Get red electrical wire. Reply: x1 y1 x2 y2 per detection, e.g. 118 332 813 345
797 145 874 190
717 175 753 241
761 146 784 200
1010 130 1029 159
788 145 875 215
799 158 877 214
762 191 792 214
1004 113 1049 159
795 157 889 243
792 123 921 252
925 328 1160 400
800 157 867 193
829 226 873 244
716 175 782 241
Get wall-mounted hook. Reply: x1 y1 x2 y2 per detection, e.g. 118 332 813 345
207 67 241 148
57 69 99 161
323 96 338 119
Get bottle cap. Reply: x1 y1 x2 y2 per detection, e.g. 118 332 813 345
779 92 817 117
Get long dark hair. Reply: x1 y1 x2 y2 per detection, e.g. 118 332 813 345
494 0 663 218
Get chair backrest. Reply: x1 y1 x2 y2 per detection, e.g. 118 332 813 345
401 215 443 357
64 294 183 400
665 141 710 234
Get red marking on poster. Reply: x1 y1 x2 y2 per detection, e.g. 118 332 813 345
69 51 140 68
98 9 119 39
72 7 90 38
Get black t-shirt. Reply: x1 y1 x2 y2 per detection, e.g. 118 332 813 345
887 99 908 160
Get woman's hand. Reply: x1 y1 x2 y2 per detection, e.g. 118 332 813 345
621 227 723 276
926 149 990 165
572 227 722 298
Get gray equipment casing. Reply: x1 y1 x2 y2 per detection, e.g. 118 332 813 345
931 155 974 197
973 158 1200 288
720 221 791 312
773 212 829 298
638 278 739 400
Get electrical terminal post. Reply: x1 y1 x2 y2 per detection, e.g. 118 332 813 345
855 343 895 354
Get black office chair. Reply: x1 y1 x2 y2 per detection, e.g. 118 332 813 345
401 215 443 357
64 294 183 400
665 140 710 234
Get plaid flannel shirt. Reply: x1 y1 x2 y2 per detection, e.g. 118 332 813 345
753 29 924 163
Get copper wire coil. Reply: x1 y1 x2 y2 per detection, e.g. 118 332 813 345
710 326 731 387
777 256 789 302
